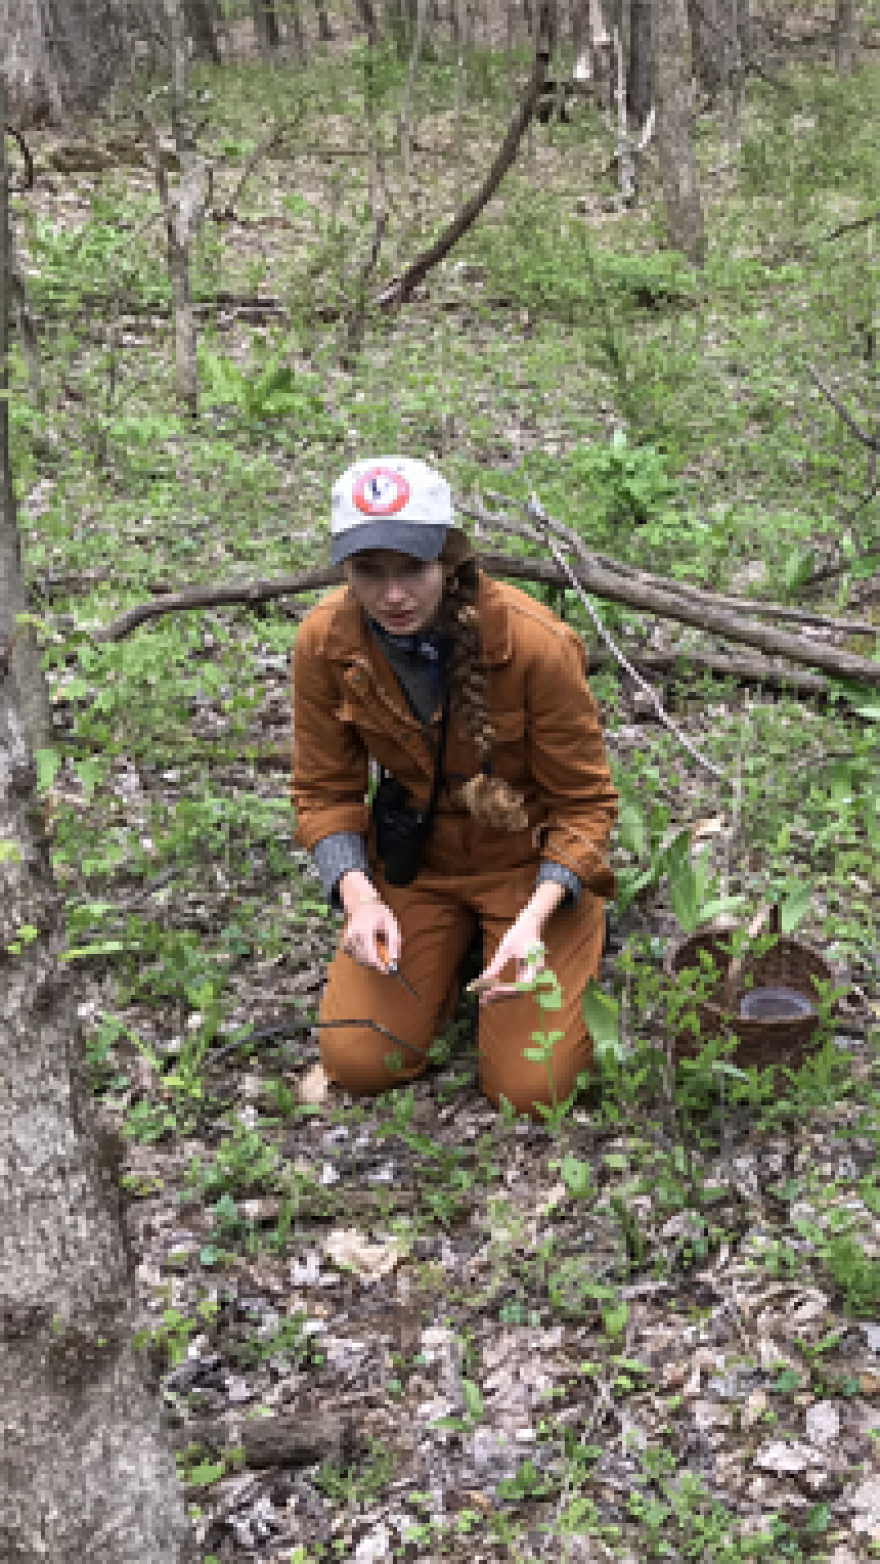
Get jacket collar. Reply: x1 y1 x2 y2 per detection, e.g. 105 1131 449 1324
322 569 513 669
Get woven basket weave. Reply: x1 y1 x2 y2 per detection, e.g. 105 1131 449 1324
663 906 833 1071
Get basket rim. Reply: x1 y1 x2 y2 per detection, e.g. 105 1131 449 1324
662 924 833 1028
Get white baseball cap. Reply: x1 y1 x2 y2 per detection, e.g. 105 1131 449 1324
331 456 454 567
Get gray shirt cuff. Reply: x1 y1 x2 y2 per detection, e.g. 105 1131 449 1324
312 832 371 908
536 859 582 906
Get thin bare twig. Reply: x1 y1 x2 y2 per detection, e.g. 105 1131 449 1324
527 495 723 778
806 362 879 451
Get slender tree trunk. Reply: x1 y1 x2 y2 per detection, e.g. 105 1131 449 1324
182 0 222 60
627 0 652 124
652 0 706 264
0 70 194 1564
251 0 280 51
2 0 122 125
836 0 855 74
158 0 211 415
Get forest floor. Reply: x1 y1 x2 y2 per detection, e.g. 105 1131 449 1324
8 6 880 1560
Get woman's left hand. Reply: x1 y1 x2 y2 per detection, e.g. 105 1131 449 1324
472 913 547 1007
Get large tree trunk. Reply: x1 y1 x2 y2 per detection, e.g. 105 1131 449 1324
2 0 122 126
651 0 706 264
0 71 195 1564
627 0 652 125
1 90 51 750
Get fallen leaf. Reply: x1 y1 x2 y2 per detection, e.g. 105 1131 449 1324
299 1061 330 1106
754 1440 822 1475
324 1228 401 1281
805 1400 840 1447
742 1389 768 1429
849 1474 880 1540
859 1371 880 1396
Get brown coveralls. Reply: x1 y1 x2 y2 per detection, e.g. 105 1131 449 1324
292 572 618 1116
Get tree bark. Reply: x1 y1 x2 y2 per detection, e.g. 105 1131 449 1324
151 0 211 415
627 0 652 125
0 72 195 1564
687 0 722 93
836 0 855 75
2 0 122 126
251 0 280 52
651 0 706 264
182 0 223 60
1 74 52 750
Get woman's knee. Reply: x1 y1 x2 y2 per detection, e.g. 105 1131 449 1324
320 1025 429 1095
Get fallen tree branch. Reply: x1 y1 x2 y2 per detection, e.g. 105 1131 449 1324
371 0 555 308
468 509 878 638
91 552 880 685
482 517 880 686
589 647 831 696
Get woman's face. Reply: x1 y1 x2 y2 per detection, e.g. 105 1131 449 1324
344 550 445 635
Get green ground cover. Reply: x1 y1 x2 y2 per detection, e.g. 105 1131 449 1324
8 18 879 1560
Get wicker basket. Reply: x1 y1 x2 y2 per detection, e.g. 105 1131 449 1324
663 904 833 1070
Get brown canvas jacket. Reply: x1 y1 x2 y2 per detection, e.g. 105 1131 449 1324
291 572 618 897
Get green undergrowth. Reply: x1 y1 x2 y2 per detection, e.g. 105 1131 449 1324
6 21 879 1562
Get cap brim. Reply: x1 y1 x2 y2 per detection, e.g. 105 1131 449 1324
332 521 448 567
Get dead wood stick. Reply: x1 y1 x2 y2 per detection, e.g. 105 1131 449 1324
211 120 284 221
92 555 880 684
588 646 831 695
469 510 877 637
806 363 879 452
371 0 555 308
173 1411 351 1468
482 516 880 686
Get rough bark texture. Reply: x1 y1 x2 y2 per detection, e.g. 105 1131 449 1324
158 0 211 414
1 0 122 126
836 0 855 74
0 658 196 1564
627 0 652 125
251 0 280 52
651 0 706 264
1 78 52 749
687 0 748 95
182 0 222 61
0 71 194 1564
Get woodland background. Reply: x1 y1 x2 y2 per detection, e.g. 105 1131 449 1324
0 0 878 1560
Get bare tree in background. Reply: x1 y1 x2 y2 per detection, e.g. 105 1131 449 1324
147 0 212 414
252 0 281 53
183 0 223 61
0 71 195 1564
652 0 706 263
627 0 652 125
2 0 122 125
836 0 856 75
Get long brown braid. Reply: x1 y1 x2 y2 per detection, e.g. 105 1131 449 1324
436 530 529 832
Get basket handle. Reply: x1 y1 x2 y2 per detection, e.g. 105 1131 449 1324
722 902 780 1013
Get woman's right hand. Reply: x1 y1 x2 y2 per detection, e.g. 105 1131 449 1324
339 875 401 974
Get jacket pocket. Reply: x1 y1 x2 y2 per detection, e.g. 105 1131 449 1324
489 708 529 787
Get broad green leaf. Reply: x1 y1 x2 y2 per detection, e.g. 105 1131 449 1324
34 747 62 792
581 980 620 1051
779 882 812 933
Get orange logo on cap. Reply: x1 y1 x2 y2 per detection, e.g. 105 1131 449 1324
352 466 411 517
